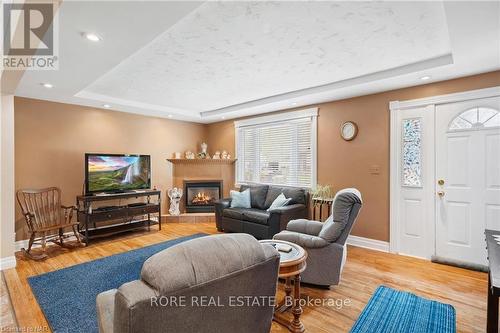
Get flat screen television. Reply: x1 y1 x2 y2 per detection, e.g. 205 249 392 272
85 153 151 194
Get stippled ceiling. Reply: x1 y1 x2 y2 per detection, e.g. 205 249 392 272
81 1 450 112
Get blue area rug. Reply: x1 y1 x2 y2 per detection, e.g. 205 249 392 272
28 233 207 333
350 286 456 333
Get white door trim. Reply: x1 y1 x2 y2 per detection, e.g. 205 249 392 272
390 86 500 111
389 86 500 256
389 107 400 253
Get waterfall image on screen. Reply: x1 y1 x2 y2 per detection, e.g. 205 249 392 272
87 155 150 193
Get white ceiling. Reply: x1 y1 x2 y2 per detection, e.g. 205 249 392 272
12 1 500 123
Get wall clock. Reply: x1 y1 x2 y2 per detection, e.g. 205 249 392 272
340 121 358 141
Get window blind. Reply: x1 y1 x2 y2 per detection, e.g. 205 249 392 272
236 115 316 188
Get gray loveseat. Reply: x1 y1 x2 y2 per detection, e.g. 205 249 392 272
214 184 309 239
273 188 362 286
96 234 280 333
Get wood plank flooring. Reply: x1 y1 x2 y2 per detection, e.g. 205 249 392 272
1 222 488 333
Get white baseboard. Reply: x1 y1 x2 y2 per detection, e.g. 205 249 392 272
15 232 77 252
347 235 390 253
14 217 160 251
15 238 29 252
0 256 16 270
15 238 33 252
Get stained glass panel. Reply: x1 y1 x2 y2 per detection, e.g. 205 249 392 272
402 118 422 187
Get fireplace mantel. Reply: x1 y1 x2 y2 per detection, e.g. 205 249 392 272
167 158 236 165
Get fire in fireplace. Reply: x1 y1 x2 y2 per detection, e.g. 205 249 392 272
184 181 222 213
192 192 215 205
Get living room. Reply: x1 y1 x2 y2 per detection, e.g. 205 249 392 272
1 1 499 333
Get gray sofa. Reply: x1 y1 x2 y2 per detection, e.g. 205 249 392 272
273 189 362 286
96 234 280 333
214 184 309 239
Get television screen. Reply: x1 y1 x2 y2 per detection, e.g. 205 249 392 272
85 154 151 194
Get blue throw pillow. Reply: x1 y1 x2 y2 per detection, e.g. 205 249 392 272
267 193 292 211
230 189 251 208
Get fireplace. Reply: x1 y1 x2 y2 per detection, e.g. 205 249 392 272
184 180 222 213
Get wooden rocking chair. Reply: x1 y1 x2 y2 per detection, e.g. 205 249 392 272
16 187 82 260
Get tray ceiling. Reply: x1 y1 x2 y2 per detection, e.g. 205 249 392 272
13 1 500 123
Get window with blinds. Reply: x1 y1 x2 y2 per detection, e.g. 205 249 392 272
235 109 317 188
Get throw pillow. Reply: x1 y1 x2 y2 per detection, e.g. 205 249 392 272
239 184 269 209
230 189 251 208
267 193 292 211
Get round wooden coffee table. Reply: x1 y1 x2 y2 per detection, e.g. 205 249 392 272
260 239 307 333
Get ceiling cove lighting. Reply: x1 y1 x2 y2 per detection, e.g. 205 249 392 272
420 76 431 81
41 83 53 88
83 33 102 42
103 104 111 108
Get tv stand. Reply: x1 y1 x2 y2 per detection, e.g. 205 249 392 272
76 190 161 246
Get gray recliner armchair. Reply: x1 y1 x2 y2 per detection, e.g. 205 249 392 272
96 234 280 333
273 188 362 287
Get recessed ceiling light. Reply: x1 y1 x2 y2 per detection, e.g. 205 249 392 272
221 116 226 120
420 76 431 81
291 102 298 106
41 83 53 88
83 32 102 42
102 104 111 108
168 115 173 118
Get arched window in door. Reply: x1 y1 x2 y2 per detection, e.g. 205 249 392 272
449 107 500 131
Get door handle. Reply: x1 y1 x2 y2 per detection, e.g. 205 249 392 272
437 191 445 197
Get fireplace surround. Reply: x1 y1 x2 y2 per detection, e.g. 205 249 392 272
184 180 222 213
167 158 236 215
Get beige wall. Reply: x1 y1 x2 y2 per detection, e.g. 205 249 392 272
13 71 500 243
14 97 207 240
207 70 500 242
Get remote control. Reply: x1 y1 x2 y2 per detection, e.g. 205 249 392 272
276 244 292 253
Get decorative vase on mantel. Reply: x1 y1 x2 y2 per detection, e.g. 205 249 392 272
197 142 209 159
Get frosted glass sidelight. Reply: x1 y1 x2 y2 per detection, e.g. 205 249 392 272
402 118 422 187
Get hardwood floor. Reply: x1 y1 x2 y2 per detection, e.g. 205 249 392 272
2 222 488 333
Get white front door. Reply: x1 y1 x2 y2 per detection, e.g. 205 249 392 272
435 97 500 266
393 105 435 259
